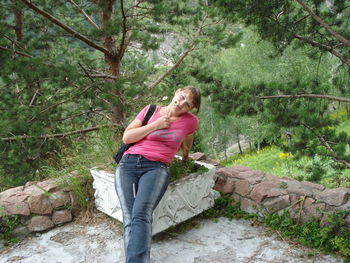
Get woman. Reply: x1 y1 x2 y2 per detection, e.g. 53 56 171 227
115 86 201 263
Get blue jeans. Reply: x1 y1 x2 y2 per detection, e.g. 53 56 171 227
115 154 169 263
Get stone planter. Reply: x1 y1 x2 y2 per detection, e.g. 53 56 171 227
91 160 217 235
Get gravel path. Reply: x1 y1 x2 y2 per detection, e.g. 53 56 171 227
0 215 343 263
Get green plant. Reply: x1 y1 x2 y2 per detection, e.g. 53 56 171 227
168 158 209 183
0 213 20 244
264 209 350 261
223 145 350 189
201 195 256 220
59 173 94 209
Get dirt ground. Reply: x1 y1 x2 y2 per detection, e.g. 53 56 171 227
0 211 344 263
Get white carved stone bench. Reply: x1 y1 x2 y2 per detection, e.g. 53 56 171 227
91 160 217 235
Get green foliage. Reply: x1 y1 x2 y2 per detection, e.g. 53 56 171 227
212 0 350 69
0 0 241 188
223 145 350 188
0 213 20 244
60 173 93 209
222 146 281 172
195 26 350 174
168 158 208 183
264 210 350 260
39 127 119 207
201 195 256 220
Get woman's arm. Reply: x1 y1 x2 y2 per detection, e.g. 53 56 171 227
177 134 194 160
122 113 171 144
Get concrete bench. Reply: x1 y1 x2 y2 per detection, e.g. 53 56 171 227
91 160 217 235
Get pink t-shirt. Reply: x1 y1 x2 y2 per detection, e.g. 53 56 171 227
124 105 198 165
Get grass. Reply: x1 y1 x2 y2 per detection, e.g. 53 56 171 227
38 126 120 208
221 145 350 188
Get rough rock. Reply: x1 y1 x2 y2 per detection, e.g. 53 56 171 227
263 195 290 213
213 174 226 193
234 170 265 184
235 180 250 196
12 225 31 239
27 216 54 232
316 187 349 206
0 201 30 216
23 184 46 196
36 179 59 192
24 181 38 187
52 210 72 225
301 181 325 191
303 199 326 222
240 198 260 214
285 180 313 197
250 181 287 203
48 191 71 208
189 152 206 161
0 186 24 200
28 195 53 215
221 177 235 194
216 166 251 178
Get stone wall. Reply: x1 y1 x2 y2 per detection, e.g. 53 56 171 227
214 165 350 228
0 178 80 233
2 160 350 234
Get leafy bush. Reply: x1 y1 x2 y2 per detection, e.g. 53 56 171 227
169 158 209 183
201 195 256 220
0 213 20 244
223 146 350 188
203 195 350 260
264 210 350 261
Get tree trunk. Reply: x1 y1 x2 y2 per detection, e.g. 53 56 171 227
236 129 243 154
100 0 125 126
13 0 23 41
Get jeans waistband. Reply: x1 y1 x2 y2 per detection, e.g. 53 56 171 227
124 154 167 167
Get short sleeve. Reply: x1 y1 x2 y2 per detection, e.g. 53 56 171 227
187 115 198 135
135 105 150 122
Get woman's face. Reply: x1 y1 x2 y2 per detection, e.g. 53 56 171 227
170 89 194 115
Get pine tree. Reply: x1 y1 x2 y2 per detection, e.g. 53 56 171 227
0 0 239 185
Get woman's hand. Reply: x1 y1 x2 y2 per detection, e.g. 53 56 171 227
123 110 170 144
153 113 170 130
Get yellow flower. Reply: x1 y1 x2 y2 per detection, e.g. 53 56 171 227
279 152 293 160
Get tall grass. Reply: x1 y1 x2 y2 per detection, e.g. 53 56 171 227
42 126 120 178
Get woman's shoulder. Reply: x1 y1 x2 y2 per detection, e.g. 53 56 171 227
183 112 198 120
181 112 198 127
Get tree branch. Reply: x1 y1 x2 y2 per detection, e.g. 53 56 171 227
297 34 350 67
257 94 350 103
318 135 350 169
147 44 195 90
301 123 350 169
147 14 208 90
118 0 138 60
78 62 95 83
294 0 350 47
67 0 100 29
1 124 121 142
90 74 119 80
29 85 94 122
0 45 32 58
20 0 110 55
